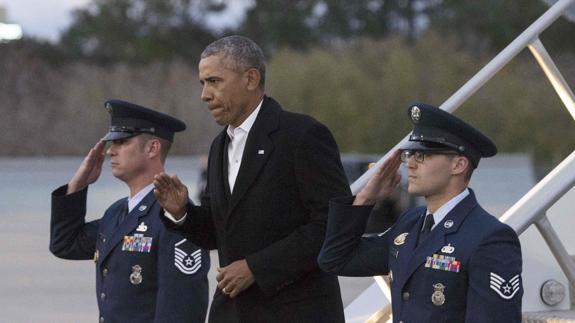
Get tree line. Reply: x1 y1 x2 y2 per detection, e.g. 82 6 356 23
0 0 574 169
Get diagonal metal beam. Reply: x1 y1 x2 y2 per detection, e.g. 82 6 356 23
528 38 575 121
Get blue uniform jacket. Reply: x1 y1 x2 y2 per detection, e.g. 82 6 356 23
318 189 522 323
50 185 209 323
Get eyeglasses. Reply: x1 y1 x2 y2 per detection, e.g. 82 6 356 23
400 150 460 163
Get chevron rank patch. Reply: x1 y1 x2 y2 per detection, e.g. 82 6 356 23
174 239 202 275
490 272 521 299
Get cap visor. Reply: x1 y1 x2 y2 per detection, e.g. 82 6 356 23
102 131 138 141
401 140 453 151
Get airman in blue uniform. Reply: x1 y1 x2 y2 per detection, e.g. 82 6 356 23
50 100 209 323
319 103 523 323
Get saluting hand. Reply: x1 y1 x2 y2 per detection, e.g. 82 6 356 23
216 259 255 299
354 150 402 206
153 173 189 219
67 140 106 194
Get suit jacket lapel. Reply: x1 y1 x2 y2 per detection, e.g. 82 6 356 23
228 97 279 215
100 191 157 262
219 131 232 200
402 191 479 286
209 130 231 215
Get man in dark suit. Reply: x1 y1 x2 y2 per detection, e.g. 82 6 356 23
318 103 523 323
50 100 209 323
154 35 351 322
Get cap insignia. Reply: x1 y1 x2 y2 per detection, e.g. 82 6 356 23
411 106 422 123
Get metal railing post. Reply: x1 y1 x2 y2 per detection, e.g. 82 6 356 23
528 38 575 120
535 216 575 291
499 150 575 235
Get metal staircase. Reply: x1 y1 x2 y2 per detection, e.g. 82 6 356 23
347 0 575 321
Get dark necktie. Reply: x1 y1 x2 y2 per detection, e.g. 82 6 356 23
417 213 435 246
116 200 129 227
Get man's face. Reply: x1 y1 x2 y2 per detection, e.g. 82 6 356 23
106 136 148 183
198 54 252 127
405 151 455 198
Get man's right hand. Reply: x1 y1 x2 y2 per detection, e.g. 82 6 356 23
153 173 189 220
353 150 402 206
67 140 106 194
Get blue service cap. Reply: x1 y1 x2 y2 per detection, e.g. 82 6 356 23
102 99 186 142
403 103 497 168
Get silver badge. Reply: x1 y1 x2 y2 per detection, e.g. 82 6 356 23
410 106 422 123
136 222 148 232
130 265 143 285
441 243 455 254
138 205 147 212
431 283 446 306
394 233 409 245
444 220 454 229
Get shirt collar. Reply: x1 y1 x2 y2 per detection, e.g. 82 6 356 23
226 98 263 139
427 188 469 227
128 183 155 212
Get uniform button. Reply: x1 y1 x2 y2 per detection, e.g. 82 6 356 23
402 292 410 300
100 317 104 323
100 293 106 300
398 321 404 323
103 268 108 277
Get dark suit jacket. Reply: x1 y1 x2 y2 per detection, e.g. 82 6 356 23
50 185 209 323
319 190 523 323
163 96 351 323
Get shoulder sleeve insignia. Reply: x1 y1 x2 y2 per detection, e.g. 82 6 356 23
490 272 521 299
174 239 202 275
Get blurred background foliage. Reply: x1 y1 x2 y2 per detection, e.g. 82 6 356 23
0 0 574 170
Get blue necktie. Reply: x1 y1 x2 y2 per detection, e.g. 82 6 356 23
417 213 434 246
116 200 129 227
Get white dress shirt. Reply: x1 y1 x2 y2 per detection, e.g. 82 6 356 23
164 98 264 224
226 99 263 192
426 188 470 230
128 183 155 212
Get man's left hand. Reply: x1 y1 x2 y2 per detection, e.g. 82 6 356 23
216 259 255 298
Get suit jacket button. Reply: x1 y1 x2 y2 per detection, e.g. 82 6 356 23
402 292 410 301
103 268 108 277
100 317 104 323
100 292 106 300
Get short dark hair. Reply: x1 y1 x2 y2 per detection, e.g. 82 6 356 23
462 156 474 182
201 35 266 88
138 134 172 163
